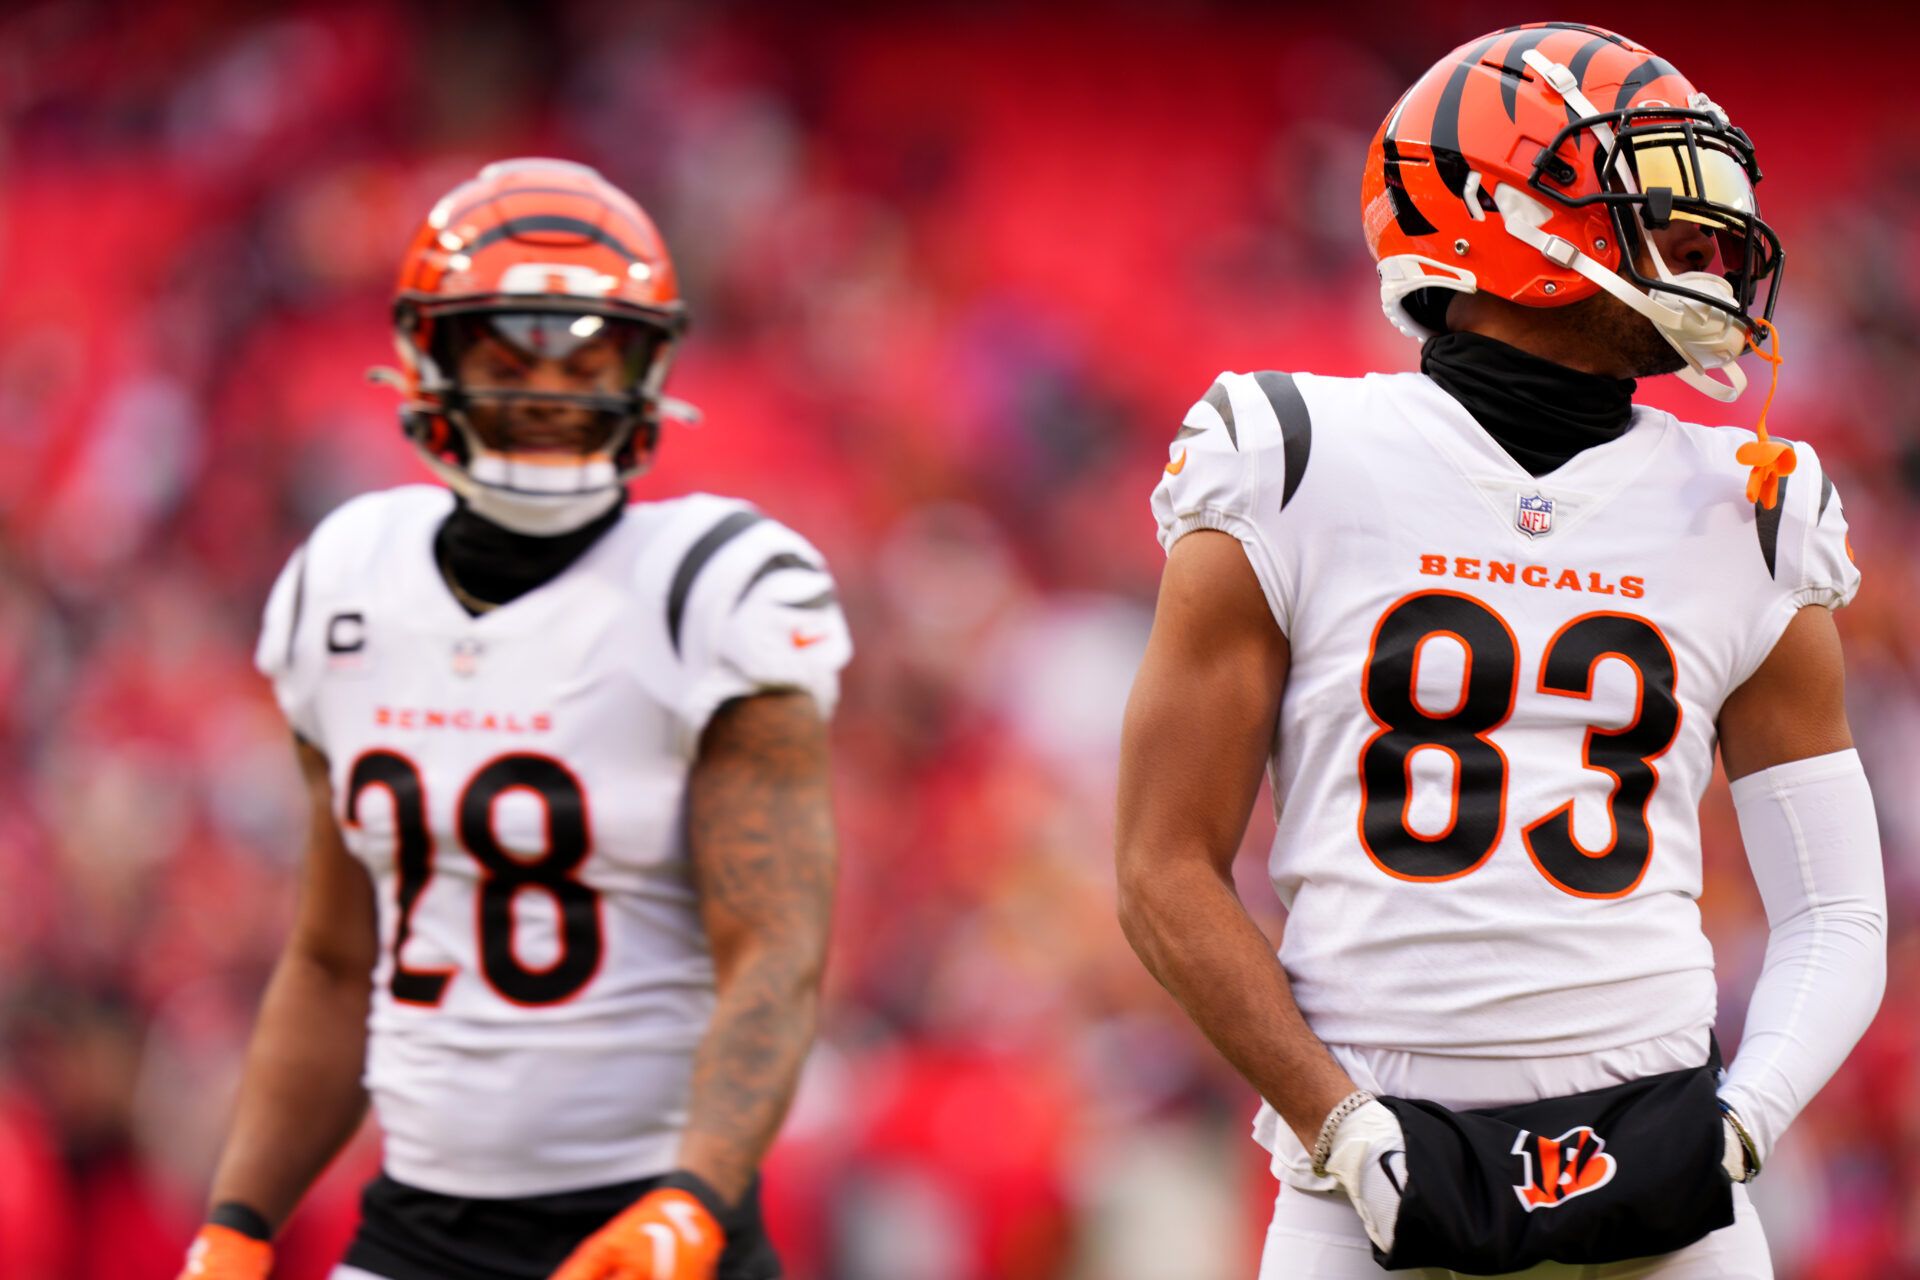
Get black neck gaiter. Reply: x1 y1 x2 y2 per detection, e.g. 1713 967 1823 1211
1420 331 1637 477
434 499 623 615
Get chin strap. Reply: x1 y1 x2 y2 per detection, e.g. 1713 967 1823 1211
1733 318 1794 508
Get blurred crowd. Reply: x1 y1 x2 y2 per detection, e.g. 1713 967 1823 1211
3 2 1919 1277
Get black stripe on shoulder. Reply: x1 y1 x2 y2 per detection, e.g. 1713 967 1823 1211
783 588 840 611
286 543 310 670
1252 372 1312 510
1203 382 1239 450
1755 475 1789 578
735 552 819 606
1818 473 1835 524
669 510 765 654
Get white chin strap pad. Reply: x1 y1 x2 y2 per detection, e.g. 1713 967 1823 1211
415 446 625 535
461 483 624 537
468 450 621 495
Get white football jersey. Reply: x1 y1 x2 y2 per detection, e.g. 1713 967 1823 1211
255 485 851 1198
1151 370 1857 1159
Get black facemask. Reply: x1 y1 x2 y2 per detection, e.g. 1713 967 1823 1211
1420 331 1638 477
435 497 622 615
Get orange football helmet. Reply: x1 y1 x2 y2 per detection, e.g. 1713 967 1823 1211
379 158 694 532
1362 23 1782 402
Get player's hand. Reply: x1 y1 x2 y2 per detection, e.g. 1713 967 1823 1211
549 1187 725 1280
177 1224 274 1280
1321 1099 1409 1254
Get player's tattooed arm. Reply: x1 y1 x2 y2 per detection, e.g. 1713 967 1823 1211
1116 531 1358 1148
681 690 838 1205
206 737 377 1231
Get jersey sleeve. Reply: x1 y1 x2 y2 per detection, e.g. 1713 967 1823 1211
1149 370 1314 634
1731 441 1863 688
254 541 323 745
670 519 852 745
1778 442 1861 612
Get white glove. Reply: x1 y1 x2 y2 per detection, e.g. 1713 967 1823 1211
1321 1099 1409 1253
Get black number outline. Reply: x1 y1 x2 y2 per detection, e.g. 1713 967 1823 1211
1521 612 1683 899
1356 594 1684 900
1357 591 1518 882
344 749 454 1006
342 751 604 1008
459 752 605 1007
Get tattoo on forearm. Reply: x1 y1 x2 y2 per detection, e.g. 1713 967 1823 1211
682 692 837 1201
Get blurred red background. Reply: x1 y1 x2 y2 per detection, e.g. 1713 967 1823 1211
2 2 1917 1276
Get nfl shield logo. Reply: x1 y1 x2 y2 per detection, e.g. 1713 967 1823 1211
451 637 484 678
1516 493 1554 538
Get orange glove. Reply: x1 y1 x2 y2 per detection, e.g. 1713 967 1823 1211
177 1224 274 1280
550 1186 725 1280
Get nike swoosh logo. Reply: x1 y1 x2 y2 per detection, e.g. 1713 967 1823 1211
1165 449 1188 475
790 630 829 649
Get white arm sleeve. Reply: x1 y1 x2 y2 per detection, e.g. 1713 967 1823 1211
1719 747 1887 1165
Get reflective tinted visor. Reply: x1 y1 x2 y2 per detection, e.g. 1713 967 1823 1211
487 311 620 361
442 310 667 369
427 310 668 466
1623 131 1767 277
1626 131 1757 227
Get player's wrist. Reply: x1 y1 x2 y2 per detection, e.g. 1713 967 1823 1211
1310 1088 1379 1177
1718 1102 1761 1182
1315 1096 1408 1255
206 1200 274 1242
655 1168 733 1224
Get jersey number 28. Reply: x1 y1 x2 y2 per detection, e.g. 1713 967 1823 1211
1358 590 1680 899
345 752 601 1007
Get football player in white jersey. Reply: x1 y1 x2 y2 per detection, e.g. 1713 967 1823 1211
178 160 850 1280
1117 24 1885 1280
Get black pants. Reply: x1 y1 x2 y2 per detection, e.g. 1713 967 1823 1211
340 1171 782 1280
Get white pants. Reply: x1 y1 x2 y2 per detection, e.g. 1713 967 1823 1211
1257 1183 1772 1280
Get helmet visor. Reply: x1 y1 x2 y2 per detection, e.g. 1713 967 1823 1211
1626 132 1762 271
1612 121 1782 313
1535 105 1785 329
428 310 667 462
